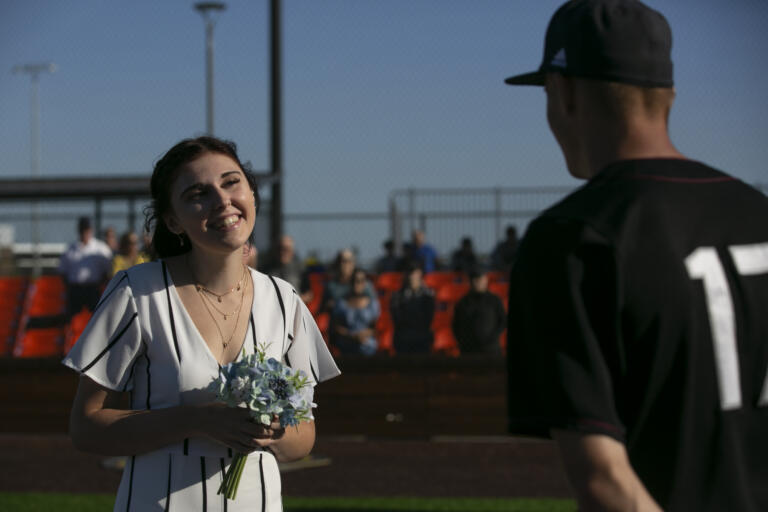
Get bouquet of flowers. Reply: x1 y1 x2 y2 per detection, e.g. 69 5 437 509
208 346 312 500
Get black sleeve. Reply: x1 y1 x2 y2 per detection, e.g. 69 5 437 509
507 217 626 442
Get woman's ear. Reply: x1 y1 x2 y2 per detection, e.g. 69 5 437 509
163 213 181 235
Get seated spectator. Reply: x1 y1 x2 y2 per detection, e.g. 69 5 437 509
331 268 380 355
322 248 375 312
407 229 439 273
490 225 519 272
451 266 505 355
375 239 399 274
112 231 149 275
390 261 435 354
261 234 311 302
450 236 478 275
103 226 119 253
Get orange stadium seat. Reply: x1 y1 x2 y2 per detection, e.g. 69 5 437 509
13 327 65 358
26 293 66 317
432 327 460 357
63 309 93 353
306 272 327 315
375 272 403 293
423 271 464 290
435 282 470 303
377 325 394 356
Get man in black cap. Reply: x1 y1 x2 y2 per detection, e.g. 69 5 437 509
504 1 768 510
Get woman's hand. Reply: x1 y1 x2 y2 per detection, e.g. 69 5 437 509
195 403 285 453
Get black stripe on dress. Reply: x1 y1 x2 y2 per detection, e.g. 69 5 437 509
183 438 189 456
250 313 256 351
122 350 138 393
144 349 152 410
268 276 287 351
284 353 292 367
165 454 172 512
259 453 266 512
219 458 228 511
227 447 233 458
201 457 208 511
80 313 138 372
125 455 135 512
93 272 128 314
162 261 182 362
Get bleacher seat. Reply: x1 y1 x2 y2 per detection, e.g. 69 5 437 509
432 327 460 357
423 271 464 290
63 309 93 353
306 272 327 315
13 327 65 358
375 272 403 293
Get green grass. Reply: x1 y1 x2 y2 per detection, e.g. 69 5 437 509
0 492 576 511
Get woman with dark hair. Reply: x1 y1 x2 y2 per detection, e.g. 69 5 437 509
64 136 340 510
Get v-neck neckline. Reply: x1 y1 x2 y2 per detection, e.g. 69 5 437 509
164 262 255 367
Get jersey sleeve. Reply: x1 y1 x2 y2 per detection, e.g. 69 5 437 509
507 216 626 442
286 294 341 397
61 271 143 392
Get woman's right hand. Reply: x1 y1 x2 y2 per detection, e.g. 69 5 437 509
194 403 279 454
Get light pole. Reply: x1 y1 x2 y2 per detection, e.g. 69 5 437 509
194 2 226 135
12 62 56 277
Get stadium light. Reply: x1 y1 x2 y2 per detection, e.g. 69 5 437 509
194 2 227 135
12 62 57 277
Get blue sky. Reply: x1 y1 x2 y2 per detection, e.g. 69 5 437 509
1 1 767 259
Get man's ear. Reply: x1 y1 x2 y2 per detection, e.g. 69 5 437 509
550 73 576 116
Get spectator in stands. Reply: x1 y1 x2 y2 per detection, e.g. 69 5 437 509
58 216 113 319
331 268 380 355
322 248 375 312
450 236 479 276
103 226 119 253
490 225 519 272
111 231 149 275
452 265 505 355
261 234 312 302
375 239 399 274
390 260 435 354
408 229 438 273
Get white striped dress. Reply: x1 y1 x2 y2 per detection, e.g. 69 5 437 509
63 261 341 511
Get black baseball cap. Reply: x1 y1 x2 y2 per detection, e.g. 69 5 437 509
505 0 673 88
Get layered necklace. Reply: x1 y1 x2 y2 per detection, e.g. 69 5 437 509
188 258 249 349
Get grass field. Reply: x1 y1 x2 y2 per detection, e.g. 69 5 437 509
0 492 576 511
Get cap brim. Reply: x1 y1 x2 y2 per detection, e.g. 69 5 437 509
504 71 545 86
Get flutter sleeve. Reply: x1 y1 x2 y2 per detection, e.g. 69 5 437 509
62 271 143 392
286 295 341 389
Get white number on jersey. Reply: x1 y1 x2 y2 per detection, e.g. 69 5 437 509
685 243 768 411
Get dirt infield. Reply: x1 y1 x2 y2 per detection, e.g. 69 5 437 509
0 434 573 498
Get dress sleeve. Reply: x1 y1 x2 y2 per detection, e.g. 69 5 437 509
287 296 341 387
61 271 143 392
507 217 626 442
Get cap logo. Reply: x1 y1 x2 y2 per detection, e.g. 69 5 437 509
550 48 567 69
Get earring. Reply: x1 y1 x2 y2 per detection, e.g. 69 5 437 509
178 233 185 247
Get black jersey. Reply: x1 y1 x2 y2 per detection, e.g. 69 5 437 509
506 159 768 511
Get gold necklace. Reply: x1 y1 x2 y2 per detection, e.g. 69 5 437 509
197 273 248 349
199 290 240 320
195 265 247 303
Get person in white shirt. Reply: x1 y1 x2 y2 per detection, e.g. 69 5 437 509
58 216 113 319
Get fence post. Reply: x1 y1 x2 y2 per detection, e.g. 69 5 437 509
494 186 502 241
